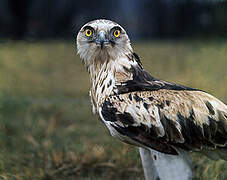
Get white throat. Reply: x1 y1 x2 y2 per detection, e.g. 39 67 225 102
87 53 138 114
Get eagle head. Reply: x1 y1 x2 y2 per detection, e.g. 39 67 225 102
77 19 132 67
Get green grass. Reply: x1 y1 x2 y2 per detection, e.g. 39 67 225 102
0 40 226 179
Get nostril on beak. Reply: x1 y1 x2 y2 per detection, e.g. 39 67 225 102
96 31 109 48
98 31 106 41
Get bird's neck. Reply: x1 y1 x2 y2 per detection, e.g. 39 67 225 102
88 54 138 113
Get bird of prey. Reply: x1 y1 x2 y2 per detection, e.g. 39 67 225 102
76 19 227 180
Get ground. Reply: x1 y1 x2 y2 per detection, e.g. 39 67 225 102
0 39 226 180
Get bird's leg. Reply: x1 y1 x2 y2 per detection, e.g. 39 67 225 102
139 147 159 180
139 147 193 180
148 148 193 180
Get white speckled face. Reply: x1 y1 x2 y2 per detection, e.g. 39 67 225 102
77 19 132 66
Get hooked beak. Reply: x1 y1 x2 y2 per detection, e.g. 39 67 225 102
95 31 109 48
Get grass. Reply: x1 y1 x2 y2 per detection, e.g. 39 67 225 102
0 39 226 179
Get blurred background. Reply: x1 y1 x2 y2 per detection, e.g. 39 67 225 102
0 0 226 180
0 0 227 39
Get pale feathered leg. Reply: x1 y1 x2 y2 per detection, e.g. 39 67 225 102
139 147 193 180
139 147 159 180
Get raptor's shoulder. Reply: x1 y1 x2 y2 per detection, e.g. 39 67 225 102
117 53 198 94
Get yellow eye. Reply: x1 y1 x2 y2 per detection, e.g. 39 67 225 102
113 30 120 37
85 29 93 37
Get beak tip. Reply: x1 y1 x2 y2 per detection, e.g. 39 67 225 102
96 31 109 47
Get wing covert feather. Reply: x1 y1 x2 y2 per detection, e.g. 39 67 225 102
100 90 227 154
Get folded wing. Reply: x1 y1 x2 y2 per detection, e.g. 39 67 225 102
100 90 227 157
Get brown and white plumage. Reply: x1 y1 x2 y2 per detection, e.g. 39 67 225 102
77 19 227 179
101 90 227 156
